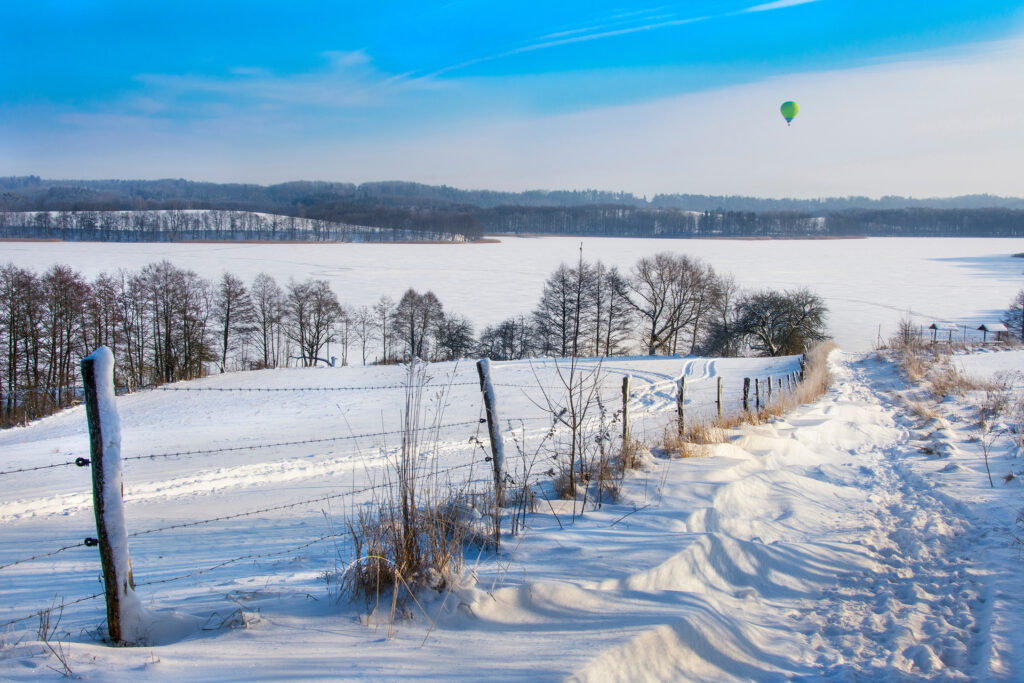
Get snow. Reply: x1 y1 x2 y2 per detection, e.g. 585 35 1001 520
2 236 1021 351
2 344 1024 680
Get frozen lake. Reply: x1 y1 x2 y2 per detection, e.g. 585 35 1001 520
2 236 1021 351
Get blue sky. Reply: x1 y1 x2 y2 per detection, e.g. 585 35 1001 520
3 1 1024 196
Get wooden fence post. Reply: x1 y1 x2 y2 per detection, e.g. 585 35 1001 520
799 355 806 382
742 378 750 412
717 376 723 419
82 346 138 645
621 375 630 444
475 360 503 528
767 375 772 402
755 378 761 411
676 377 685 437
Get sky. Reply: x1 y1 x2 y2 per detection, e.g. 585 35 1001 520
2 0 1024 198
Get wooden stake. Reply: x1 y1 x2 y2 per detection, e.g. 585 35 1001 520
676 376 685 437
82 348 134 644
476 359 504 548
621 375 631 445
717 376 723 419
742 377 750 412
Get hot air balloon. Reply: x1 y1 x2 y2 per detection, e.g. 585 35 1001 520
780 100 799 126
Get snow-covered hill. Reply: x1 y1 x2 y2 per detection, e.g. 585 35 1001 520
1 349 1022 680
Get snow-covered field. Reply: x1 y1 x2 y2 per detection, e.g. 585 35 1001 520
2 344 1024 680
2 236 1021 351
2 235 1024 679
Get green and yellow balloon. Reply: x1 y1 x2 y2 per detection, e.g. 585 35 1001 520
780 100 799 126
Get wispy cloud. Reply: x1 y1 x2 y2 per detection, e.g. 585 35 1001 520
743 0 821 13
130 50 438 117
428 1 820 79
427 10 710 78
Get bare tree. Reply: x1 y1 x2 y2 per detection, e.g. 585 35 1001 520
351 305 376 365
698 274 744 357
589 263 633 356
533 258 594 358
250 273 285 369
373 296 395 364
625 252 709 355
393 289 443 361
83 273 121 359
735 288 829 356
285 279 343 366
433 312 474 361
1003 289 1024 341
213 272 253 372
478 316 534 360
0 265 39 422
115 269 149 389
40 265 89 410
141 261 212 383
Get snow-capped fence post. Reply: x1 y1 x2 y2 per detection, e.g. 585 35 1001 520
676 377 685 437
476 359 504 547
82 346 140 645
717 377 723 419
621 376 631 444
742 378 750 412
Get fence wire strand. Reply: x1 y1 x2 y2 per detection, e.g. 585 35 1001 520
125 419 484 463
127 460 486 538
0 459 82 477
0 592 105 630
0 541 90 572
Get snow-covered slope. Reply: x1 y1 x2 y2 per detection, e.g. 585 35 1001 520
1 350 1022 680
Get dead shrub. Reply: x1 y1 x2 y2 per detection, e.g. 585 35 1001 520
340 362 482 616
929 363 985 399
907 399 939 421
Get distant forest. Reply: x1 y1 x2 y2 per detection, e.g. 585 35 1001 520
2 176 1023 240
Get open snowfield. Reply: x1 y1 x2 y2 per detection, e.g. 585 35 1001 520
2 344 1024 680
3 236 1022 351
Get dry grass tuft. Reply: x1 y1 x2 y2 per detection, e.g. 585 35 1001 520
906 399 939 421
339 363 485 618
928 362 988 400
658 341 836 456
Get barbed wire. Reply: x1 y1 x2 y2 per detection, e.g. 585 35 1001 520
123 419 484 464
134 533 343 588
0 458 85 477
1 385 84 398
152 380 597 392
0 591 104 630
127 460 486 539
0 541 90 572
154 384 412 392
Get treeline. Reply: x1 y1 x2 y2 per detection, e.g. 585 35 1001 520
1 255 828 426
3 206 1023 242
479 206 1024 237
478 206 827 237
0 209 471 243
3 177 1024 240
5 176 1024 212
